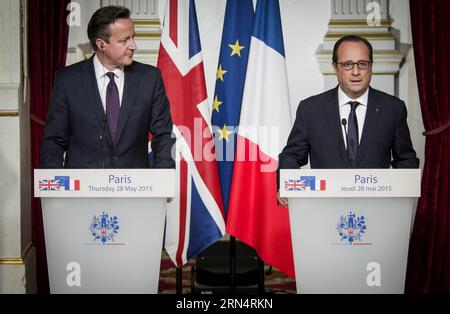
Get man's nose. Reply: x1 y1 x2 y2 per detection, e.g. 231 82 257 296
351 64 360 75
129 39 137 50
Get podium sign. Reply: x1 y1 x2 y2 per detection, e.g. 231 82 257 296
35 169 175 294
280 169 421 294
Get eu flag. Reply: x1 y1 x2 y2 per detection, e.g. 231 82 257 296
54 176 70 190
212 0 254 217
300 176 316 190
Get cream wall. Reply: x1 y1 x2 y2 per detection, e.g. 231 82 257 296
0 0 36 294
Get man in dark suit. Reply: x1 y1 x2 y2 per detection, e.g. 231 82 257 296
41 6 175 169
277 35 419 206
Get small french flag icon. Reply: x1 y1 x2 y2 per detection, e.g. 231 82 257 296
70 180 80 191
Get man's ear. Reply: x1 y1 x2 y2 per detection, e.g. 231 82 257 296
96 39 106 51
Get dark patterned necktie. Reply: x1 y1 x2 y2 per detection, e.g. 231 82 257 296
347 101 360 167
106 72 120 143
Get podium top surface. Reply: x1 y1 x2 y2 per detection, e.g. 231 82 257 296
280 169 421 198
34 169 175 198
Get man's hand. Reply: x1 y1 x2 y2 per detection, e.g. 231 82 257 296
277 192 288 208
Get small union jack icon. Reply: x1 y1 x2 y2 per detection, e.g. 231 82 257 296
38 180 60 191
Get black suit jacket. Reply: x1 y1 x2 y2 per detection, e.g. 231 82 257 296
41 57 175 169
278 86 419 172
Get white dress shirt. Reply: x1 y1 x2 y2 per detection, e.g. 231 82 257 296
338 86 369 148
93 54 125 112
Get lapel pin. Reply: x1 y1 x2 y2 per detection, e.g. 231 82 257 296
376 108 380 112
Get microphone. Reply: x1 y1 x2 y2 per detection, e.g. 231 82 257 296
342 118 348 149
341 118 347 134
100 115 107 141
99 115 108 168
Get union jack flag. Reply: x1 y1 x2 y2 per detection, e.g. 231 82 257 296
157 0 225 266
38 180 61 191
284 179 306 191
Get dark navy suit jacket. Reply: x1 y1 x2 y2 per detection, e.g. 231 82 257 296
41 56 175 169
278 86 419 173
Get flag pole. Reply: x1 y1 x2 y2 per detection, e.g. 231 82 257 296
229 235 236 294
176 267 182 294
257 257 265 294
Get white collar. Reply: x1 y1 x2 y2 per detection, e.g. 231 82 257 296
93 54 124 80
338 86 369 107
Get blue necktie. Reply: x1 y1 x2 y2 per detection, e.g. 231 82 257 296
106 72 120 143
347 101 360 167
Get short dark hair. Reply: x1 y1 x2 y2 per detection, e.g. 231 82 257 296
87 6 131 51
332 35 373 63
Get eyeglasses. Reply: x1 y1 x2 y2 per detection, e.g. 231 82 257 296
336 61 372 71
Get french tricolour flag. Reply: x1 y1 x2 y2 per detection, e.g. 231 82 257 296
157 0 225 267
227 0 295 278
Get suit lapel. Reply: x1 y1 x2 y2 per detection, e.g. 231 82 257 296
324 87 350 167
356 87 382 166
81 57 114 146
114 64 139 149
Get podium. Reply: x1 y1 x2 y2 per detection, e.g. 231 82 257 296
280 169 421 294
34 169 175 294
